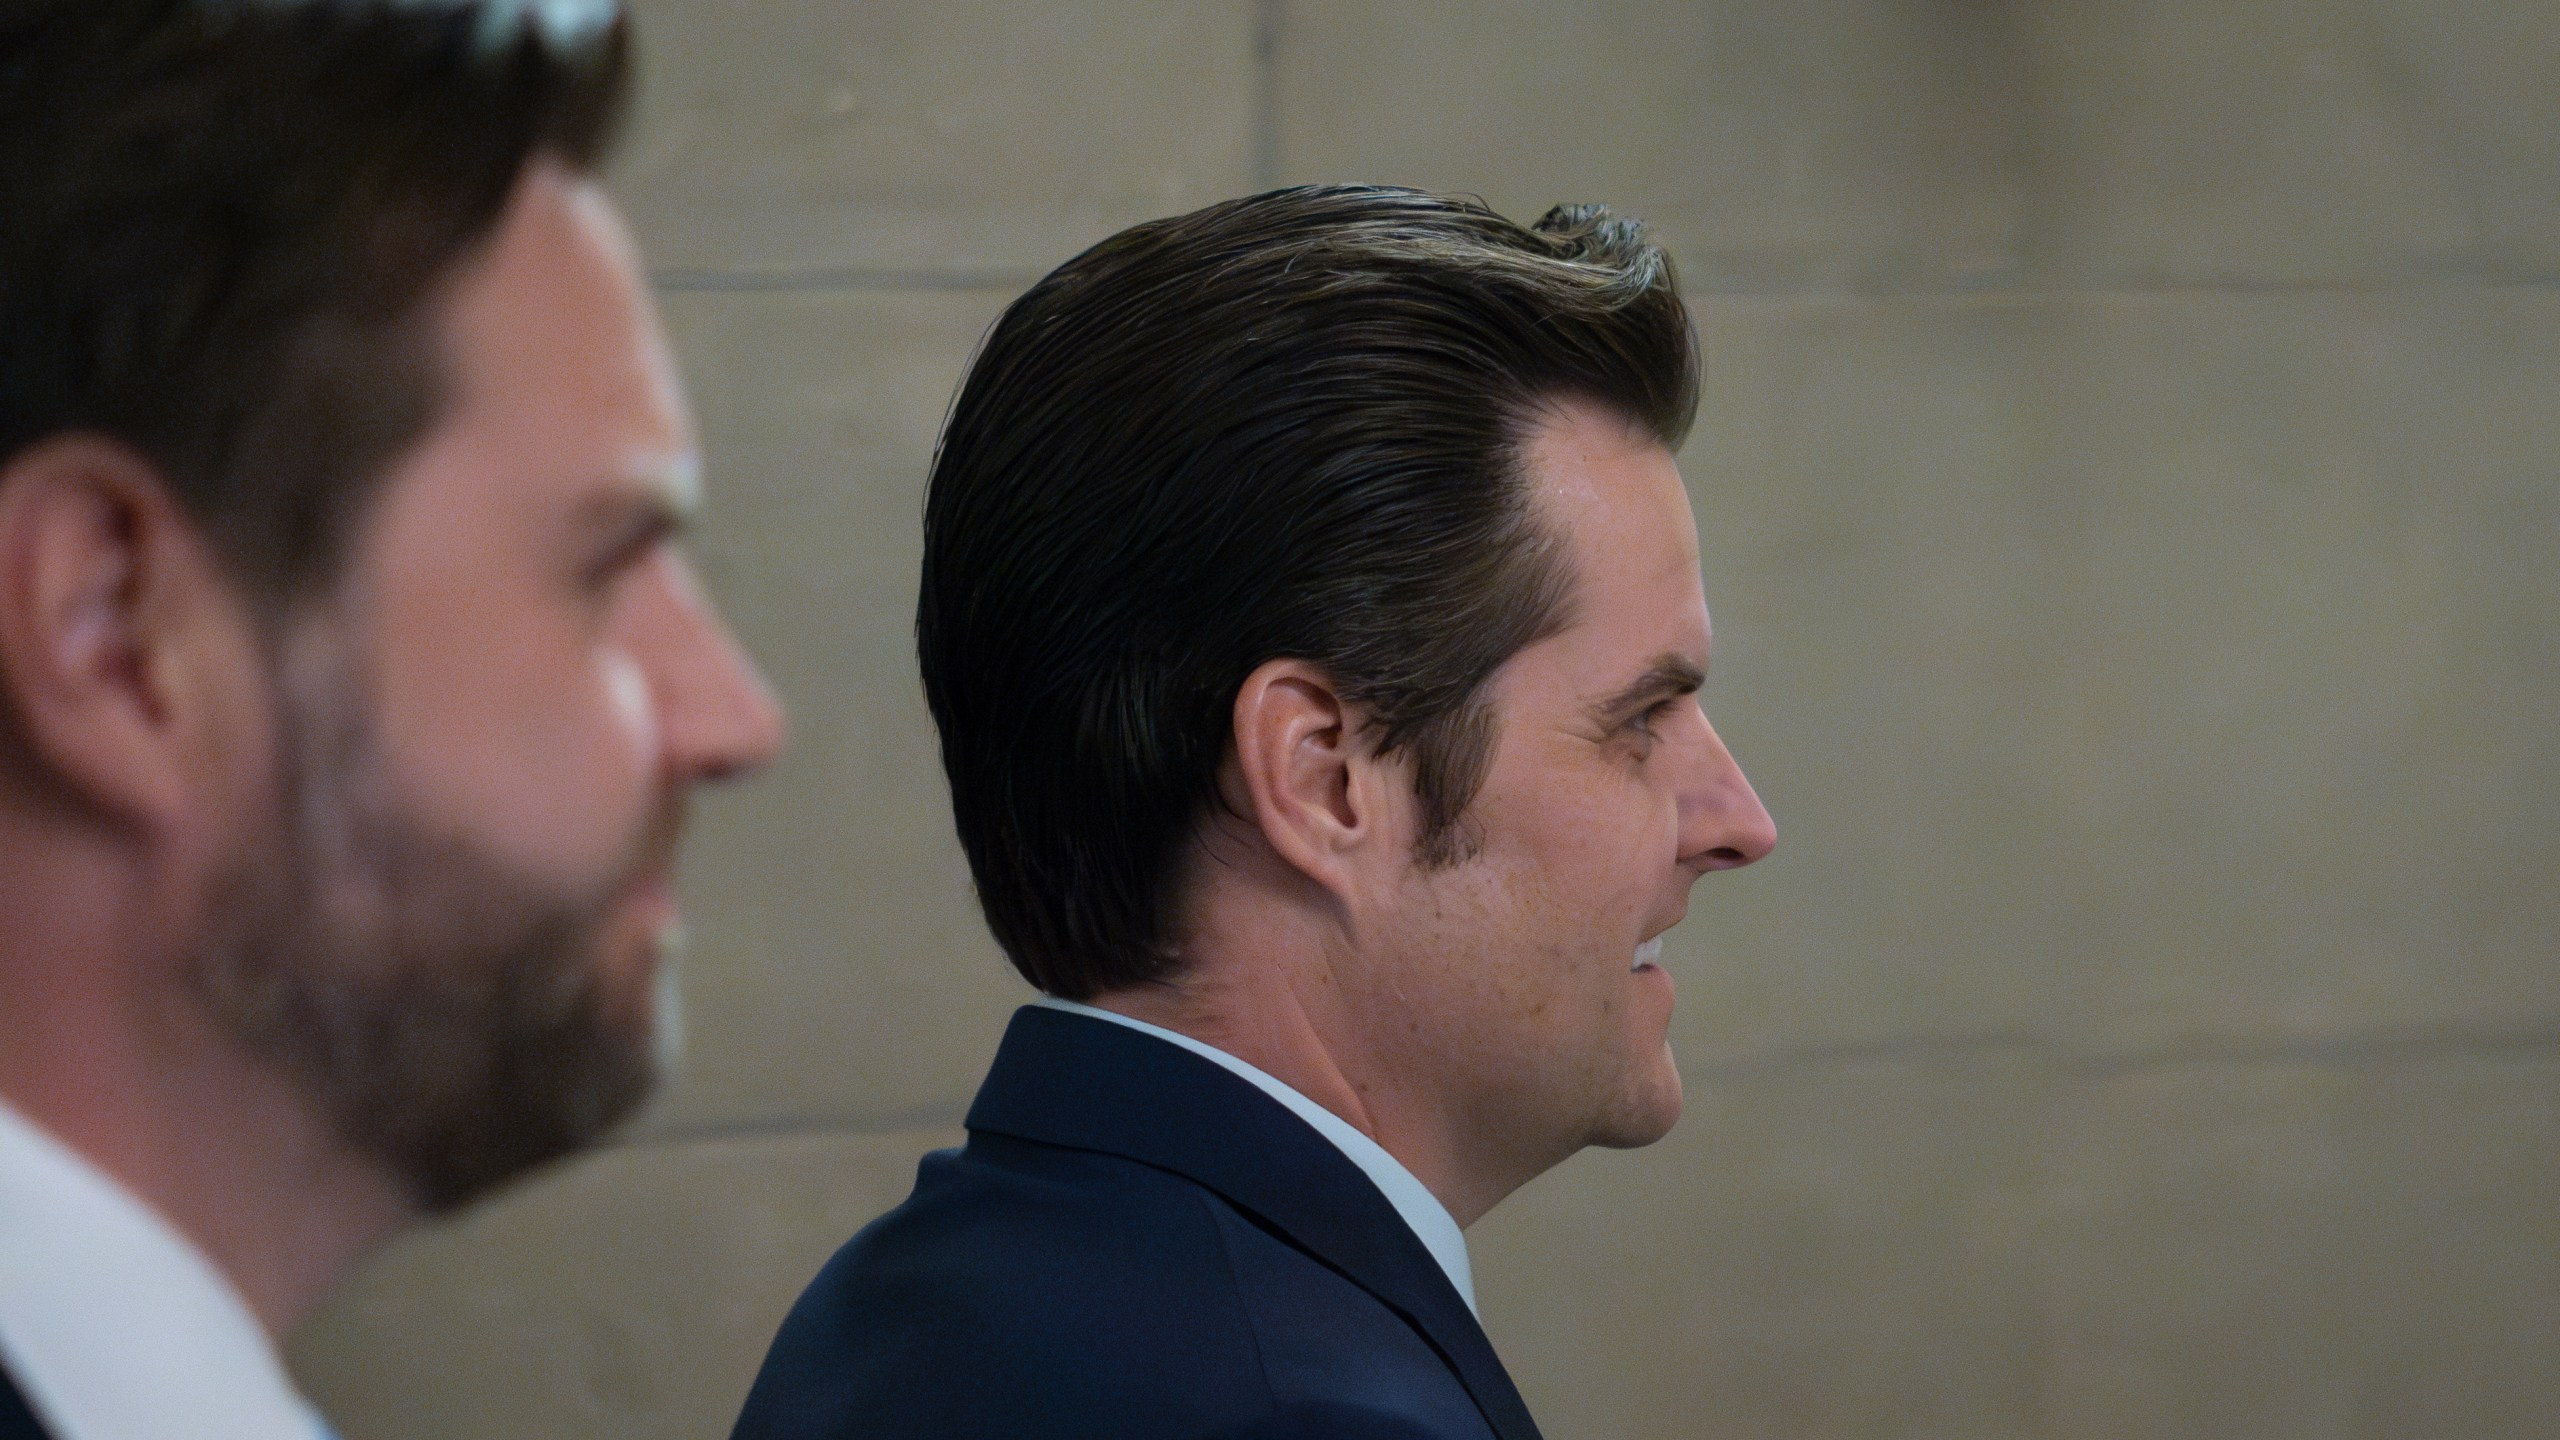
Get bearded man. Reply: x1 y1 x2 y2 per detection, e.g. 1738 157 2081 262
0 4 782 1437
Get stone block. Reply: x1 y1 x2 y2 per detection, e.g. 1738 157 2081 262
1277 0 2560 290
1274 0 2028 292
2369 0 2560 278
2045 1055 2560 1439
290 1127 964 1440
2003 287 2560 1048
2044 1062 2371 1440
1680 286 2560 1056
2344 1052 2560 1434
2014 0 2485 285
1674 294 2071 1058
644 287 1035 1137
1472 1054 2052 1440
613 0 1260 275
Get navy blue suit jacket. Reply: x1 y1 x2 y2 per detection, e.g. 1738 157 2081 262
0 1365 51 1440
732 1006 1544 1440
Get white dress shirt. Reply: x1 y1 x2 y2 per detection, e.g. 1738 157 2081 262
0 1099 332 1440
1033 997 1478 1316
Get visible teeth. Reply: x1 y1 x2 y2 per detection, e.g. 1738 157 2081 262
1632 937 1664 971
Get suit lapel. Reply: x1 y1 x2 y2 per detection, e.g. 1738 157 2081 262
966 1006 1545 1440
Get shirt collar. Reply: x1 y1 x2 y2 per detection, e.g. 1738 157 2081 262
1032 996 1477 1316
0 1098 331 1440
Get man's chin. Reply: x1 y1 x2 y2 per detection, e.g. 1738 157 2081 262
247 870 666 1216
1592 1047 1684 1150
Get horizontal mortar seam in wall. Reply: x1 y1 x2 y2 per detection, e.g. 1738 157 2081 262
651 266 1046 294
1683 1032 2050 1081
1689 274 2560 303
2070 1023 2560 1076
1683 1022 2560 1084
651 267 2558 301
605 1023 2560 1154
613 1101 972 1154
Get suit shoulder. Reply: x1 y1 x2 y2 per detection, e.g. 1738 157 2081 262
734 1134 1278 1439
840 1132 1254 1320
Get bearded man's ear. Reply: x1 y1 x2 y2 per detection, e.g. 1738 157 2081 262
0 435 257 833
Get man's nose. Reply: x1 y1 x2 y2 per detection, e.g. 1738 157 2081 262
648 561 786 785
1678 718 1776 874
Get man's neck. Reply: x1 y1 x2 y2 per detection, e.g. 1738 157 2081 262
0 838 411 1340
0 1018 412 1341
1087 967 1380 1129
1085 909 1507 1227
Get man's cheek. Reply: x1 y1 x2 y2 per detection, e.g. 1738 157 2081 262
397 675 655 886
516 661 658 879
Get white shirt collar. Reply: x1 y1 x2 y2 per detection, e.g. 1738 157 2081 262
0 1098 331 1440
1032 997 1477 1316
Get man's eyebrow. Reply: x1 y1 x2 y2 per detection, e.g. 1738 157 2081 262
569 472 703 572
576 459 703 537
1589 653 1708 722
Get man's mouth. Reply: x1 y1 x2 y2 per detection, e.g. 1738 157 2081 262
1632 937 1664 973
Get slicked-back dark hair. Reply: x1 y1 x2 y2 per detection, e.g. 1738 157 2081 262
0 0 631 602
919 184 1699 1000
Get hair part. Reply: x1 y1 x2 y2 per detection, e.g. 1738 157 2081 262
0 0 632 606
918 185 1698 1000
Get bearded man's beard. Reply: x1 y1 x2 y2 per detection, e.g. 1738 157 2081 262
188 639 671 1215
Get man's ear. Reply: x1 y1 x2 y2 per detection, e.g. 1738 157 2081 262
0 435 252 831
1227 658 1411 900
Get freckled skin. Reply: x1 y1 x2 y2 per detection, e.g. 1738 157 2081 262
1333 400 1777 1202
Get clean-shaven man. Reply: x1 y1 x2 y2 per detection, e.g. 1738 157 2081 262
0 4 782 1437
734 186 1776 1439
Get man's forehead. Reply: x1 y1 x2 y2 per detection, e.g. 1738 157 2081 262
1510 528 1712 707
417 162 696 513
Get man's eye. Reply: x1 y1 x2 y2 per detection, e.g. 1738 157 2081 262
580 556 632 597
1631 695 1697 740
583 536 664 594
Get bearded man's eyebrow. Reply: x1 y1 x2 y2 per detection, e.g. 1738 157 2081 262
571 476 700 575
1590 655 1707 723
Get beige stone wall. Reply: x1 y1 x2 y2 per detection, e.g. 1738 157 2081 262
287 3 2560 1437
